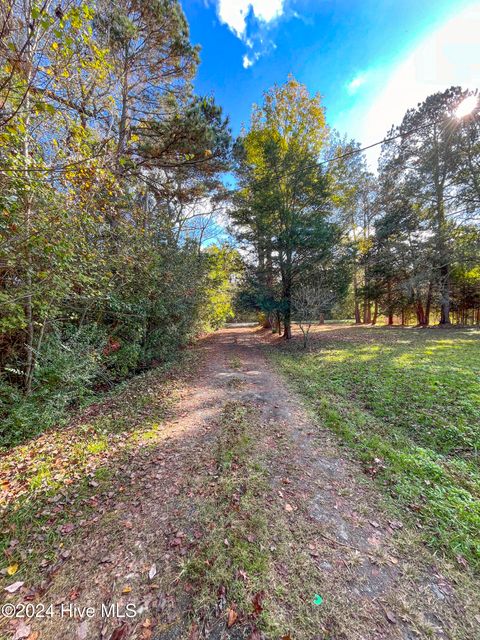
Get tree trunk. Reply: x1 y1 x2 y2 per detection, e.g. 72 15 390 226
425 281 433 326
416 301 426 326
23 22 34 395
433 124 450 325
353 273 361 323
439 265 450 324
387 280 393 325
371 301 378 325
354 302 361 324
363 299 371 324
281 251 292 339
276 310 282 335
283 308 292 339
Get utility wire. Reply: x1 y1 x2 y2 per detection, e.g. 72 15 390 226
319 117 451 167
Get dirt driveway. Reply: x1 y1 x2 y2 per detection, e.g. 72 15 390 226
5 327 479 640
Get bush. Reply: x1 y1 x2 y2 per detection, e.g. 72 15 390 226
0 325 106 449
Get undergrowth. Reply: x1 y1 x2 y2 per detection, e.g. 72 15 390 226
0 351 196 590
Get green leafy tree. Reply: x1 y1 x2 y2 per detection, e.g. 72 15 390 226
378 87 477 324
202 245 243 330
231 77 339 338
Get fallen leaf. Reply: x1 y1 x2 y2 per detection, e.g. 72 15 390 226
367 536 381 547
227 607 238 627
27 632 40 640
13 621 31 640
5 580 24 593
252 591 264 616
76 620 88 640
122 585 132 594
385 610 397 624
148 564 157 580
109 624 129 640
61 523 75 534
285 503 293 512
7 563 19 575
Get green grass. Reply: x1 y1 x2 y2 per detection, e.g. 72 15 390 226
270 327 480 570
181 401 275 630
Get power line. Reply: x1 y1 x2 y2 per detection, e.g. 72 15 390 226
319 118 444 167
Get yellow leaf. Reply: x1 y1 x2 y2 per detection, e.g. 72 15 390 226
122 585 132 594
7 563 19 576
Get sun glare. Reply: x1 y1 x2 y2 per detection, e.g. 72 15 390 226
455 95 478 119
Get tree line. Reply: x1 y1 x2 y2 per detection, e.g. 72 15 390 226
0 0 237 447
230 78 479 337
1 1 478 445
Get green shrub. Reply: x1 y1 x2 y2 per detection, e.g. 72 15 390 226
0 325 106 448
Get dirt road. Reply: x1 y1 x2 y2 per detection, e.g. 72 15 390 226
19 328 479 640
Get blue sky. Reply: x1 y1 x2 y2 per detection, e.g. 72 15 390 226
182 0 479 163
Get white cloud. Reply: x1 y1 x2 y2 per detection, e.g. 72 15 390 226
243 54 254 68
346 72 369 95
358 4 480 167
243 50 261 68
216 0 286 39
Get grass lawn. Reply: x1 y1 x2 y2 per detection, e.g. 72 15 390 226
269 325 480 570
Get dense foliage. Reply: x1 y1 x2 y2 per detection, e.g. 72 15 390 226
0 0 234 447
0 2 478 449
334 87 480 326
230 78 349 338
